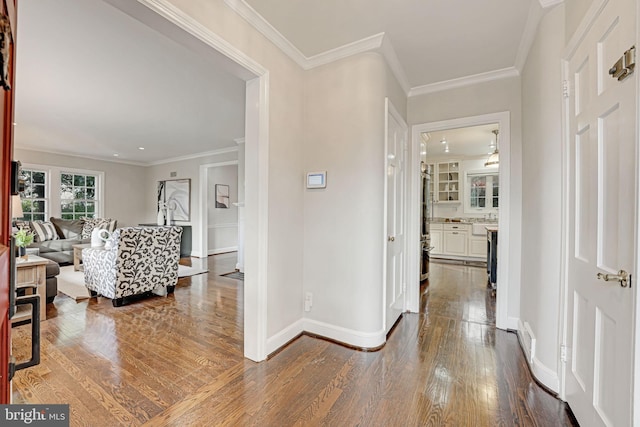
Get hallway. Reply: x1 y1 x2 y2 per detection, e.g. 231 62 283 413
11 255 576 426
415 261 576 425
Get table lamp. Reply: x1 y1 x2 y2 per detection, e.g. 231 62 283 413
11 195 23 220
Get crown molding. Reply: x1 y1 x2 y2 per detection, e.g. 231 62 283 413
224 0 411 94
16 145 240 167
223 0 307 68
514 0 544 72
538 0 564 8
408 67 520 97
225 0 529 98
379 35 411 94
147 146 239 166
305 32 384 69
15 145 148 167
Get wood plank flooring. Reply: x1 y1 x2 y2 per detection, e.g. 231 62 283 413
11 254 577 426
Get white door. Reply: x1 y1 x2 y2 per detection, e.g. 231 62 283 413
384 99 407 333
564 0 636 425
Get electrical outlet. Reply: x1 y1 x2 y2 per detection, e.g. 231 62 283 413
304 292 313 312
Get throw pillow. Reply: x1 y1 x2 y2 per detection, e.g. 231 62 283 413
81 218 116 239
49 217 84 240
30 220 59 242
13 220 32 234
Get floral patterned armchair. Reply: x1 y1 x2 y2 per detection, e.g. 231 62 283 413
83 226 183 307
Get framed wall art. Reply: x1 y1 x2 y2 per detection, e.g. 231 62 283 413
158 178 191 221
215 184 229 208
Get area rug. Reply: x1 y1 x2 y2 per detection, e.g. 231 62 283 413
220 271 244 281
178 265 209 277
57 265 208 300
57 266 91 300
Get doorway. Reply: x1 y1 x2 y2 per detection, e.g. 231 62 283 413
78 0 271 361
409 111 515 331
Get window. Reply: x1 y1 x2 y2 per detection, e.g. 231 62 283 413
61 172 98 219
19 163 104 220
19 169 48 221
465 171 499 213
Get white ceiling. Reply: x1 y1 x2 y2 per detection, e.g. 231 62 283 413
421 124 500 159
14 0 540 164
15 0 246 165
243 0 534 88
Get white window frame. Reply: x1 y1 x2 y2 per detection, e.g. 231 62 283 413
60 170 102 219
19 167 50 221
22 163 105 219
463 169 499 214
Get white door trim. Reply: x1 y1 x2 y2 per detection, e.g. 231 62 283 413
383 98 409 331
409 112 512 330
199 160 239 257
110 0 271 362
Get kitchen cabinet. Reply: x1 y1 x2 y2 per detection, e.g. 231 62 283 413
430 222 490 260
443 223 468 256
437 162 460 203
468 235 488 258
430 223 443 255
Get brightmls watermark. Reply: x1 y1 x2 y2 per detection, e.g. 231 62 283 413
0 405 69 426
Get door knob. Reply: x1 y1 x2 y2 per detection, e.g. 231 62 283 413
597 270 631 288
388 236 395 242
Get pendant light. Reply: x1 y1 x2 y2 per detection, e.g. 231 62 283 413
485 129 499 167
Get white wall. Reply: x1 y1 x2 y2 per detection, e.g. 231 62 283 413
161 0 306 351
15 148 147 226
207 163 238 254
520 3 565 392
145 150 238 257
303 52 388 346
408 77 523 326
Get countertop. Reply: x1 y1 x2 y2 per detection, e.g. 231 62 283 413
485 226 499 232
431 217 498 225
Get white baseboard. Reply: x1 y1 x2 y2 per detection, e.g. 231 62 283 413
208 246 238 255
190 250 205 258
531 356 560 393
517 319 559 393
517 320 536 363
266 319 304 355
303 318 386 349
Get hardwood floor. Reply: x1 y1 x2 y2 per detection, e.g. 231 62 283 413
11 254 576 426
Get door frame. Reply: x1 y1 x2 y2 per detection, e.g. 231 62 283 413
409 111 513 330
199 160 239 256
382 98 408 332
558 0 640 409
107 0 271 361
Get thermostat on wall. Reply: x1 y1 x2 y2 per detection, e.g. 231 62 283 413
306 171 327 188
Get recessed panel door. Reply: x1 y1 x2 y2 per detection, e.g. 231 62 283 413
564 0 636 425
385 100 407 333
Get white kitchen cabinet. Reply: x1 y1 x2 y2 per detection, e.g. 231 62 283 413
430 224 443 255
468 235 488 258
443 223 468 256
436 162 460 203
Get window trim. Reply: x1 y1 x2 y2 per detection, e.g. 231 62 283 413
463 169 499 214
22 163 105 219
19 167 50 221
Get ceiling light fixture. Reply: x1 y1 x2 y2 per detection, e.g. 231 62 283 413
441 137 447 144
138 147 145 150
444 146 450 153
113 154 119 157
485 130 499 167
